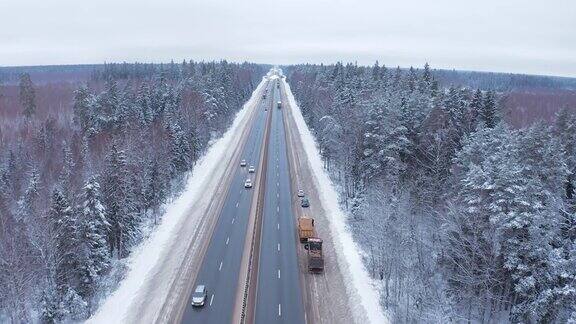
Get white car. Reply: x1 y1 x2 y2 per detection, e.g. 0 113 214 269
240 159 247 167
248 166 256 173
244 178 253 188
191 285 207 307
297 189 305 197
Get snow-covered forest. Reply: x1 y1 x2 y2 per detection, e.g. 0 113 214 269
0 61 265 322
286 63 576 323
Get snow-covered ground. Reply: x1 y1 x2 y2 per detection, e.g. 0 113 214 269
87 78 267 323
282 76 389 324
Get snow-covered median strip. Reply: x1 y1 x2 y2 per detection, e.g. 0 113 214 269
88 78 267 323
283 78 389 324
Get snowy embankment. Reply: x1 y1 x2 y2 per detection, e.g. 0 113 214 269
88 78 267 323
283 79 388 324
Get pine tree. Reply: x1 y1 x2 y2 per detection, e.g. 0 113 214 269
167 122 191 177
480 90 499 128
19 73 36 118
73 86 93 131
17 168 41 222
49 189 79 288
59 142 75 198
102 144 138 258
144 159 167 225
469 89 483 126
77 176 110 314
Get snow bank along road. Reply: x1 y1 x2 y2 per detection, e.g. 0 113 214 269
282 76 388 324
90 69 385 324
88 76 269 323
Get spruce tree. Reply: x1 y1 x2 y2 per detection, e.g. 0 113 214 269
77 176 110 313
480 90 499 128
102 144 138 258
19 73 36 118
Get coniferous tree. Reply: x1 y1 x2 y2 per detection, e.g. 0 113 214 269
102 144 138 258
480 90 499 128
19 73 36 118
77 176 110 314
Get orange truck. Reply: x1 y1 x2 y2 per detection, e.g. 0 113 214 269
298 217 315 243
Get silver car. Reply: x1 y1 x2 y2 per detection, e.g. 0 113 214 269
248 165 256 173
244 178 253 188
191 285 207 307
240 159 247 167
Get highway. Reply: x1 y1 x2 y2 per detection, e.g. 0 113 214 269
254 82 305 323
178 74 307 324
180 81 272 324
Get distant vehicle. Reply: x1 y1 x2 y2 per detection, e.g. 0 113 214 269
262 94 266 99
248 166 256 173
277 101 282 109
301 197 310 208
305 238 324 272
276 82 280 89
297 189 305 197
244 178 253 188
191 285 207 307
240 159 247 167
298 217 315 243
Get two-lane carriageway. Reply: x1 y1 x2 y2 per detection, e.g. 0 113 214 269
254 82 305 324
180 81 272 324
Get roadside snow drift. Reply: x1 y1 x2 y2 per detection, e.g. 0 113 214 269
87 78 267 323
283 78 389 324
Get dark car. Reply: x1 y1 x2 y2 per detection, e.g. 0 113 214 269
301 197 310 208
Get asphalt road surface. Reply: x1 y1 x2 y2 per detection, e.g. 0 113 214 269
254 83 305 324
180 82 272 324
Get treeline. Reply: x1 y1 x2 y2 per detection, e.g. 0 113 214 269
286 62 576 323
433 68 576 91
0 61 265 322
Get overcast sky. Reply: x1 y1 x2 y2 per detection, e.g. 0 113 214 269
1 0 575 77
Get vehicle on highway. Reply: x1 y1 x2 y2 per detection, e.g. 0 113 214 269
298 217 315 243
297 189 305 197
191 285 208 307
262 94 266 99
301 197 310 207
305 238 324 272
248 165 255 173
277 101 282 109
244 178 253 188
240 159 247 167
